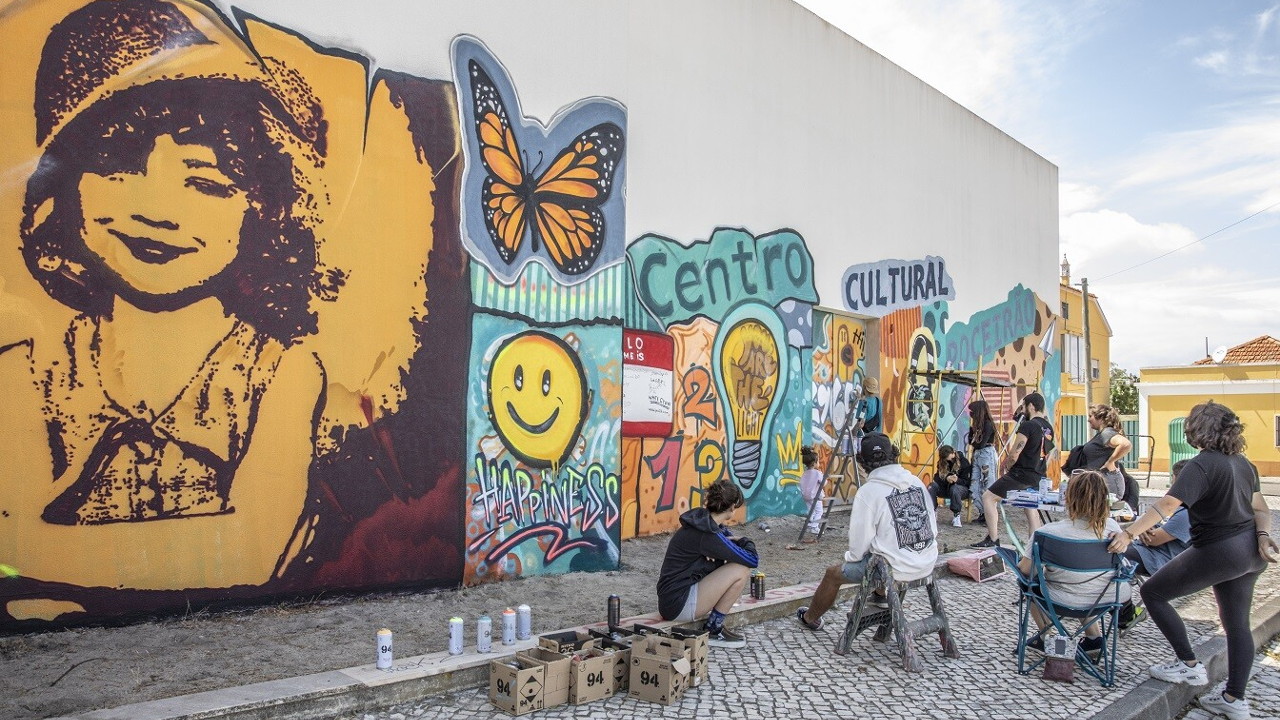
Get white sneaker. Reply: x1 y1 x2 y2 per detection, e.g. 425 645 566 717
951 515 963 527
1149 659 1209 685
1198 690 1251 720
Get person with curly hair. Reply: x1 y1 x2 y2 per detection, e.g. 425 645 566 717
966 399 997 525
656 478 758 648
1109 401 1277 719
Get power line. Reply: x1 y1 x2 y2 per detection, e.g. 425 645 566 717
1095 198 1280 281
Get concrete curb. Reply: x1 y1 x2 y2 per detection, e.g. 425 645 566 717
58 580 872 720
1091 593 1280 720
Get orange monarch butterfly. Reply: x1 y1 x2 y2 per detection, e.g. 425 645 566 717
465 58 625 276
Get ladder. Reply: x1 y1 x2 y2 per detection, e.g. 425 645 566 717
797 408 864 543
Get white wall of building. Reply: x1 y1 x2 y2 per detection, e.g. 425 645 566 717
214 0 1059 316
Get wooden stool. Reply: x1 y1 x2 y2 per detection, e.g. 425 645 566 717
834 555 961 672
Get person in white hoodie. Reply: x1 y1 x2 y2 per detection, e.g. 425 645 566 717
796 433 938 630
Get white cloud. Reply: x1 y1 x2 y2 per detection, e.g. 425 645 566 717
1115 112 1280 212
791 0 1104 140
1194 50 1230 72
1102 268 1280 369
1060 207 1199 271
1059 181 1104 216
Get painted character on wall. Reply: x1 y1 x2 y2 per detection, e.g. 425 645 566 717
0 0 332 605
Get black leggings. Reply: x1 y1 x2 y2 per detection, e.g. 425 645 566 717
1140 528 1265 699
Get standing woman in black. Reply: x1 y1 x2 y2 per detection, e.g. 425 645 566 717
966 399 997 525
1109 401 1277 720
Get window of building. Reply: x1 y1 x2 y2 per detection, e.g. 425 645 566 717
1064 333 1086 384
1091 359 1100 380
1061 302 1070 319
1275 415 1279 447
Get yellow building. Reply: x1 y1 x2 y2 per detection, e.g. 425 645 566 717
1139 335 1280 474
1058 256 1112 417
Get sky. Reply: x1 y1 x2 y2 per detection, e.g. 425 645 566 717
792 0 1280 371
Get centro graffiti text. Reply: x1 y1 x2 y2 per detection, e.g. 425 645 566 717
628 228 818 328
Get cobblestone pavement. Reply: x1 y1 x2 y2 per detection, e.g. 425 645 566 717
1175 637 1280 720
350 500 1280 720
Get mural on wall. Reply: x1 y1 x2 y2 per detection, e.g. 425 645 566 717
808 310 867 500
842 254 1061 481
924 287 1062 457
0 0 473 628
453 36 627 286
622 228 817 535
454 38 627 582
464 317 622 583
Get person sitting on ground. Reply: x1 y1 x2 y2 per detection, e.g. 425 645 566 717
795 433 938 631
1123 460 1192 577
930 445 973 528
656 478 758 648
972 392 1055 548
1016 470 1132 657
799 445 824 542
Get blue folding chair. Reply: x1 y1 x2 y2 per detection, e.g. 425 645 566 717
996 535 1134 687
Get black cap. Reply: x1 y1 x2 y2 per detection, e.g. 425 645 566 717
857 433 896 466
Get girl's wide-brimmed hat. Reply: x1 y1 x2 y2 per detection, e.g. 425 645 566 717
34 0 324 167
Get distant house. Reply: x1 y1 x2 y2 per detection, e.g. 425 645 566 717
1058 256 1112 417
1139 335 1280 474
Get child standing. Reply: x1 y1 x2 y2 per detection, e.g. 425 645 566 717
800 446 824 541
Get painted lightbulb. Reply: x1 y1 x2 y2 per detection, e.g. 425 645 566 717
718 318 781 488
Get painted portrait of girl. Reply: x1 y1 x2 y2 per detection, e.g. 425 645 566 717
0 0 334 608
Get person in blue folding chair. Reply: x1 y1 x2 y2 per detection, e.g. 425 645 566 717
997 470 1133 686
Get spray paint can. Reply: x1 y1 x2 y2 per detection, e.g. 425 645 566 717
751 571 767 600
516 604 532 640
607 595 621 631
477 613 492 653
502 608 517 645
376 628 393 669
448 617 464 655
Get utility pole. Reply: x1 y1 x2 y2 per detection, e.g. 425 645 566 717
1081 277 1093 409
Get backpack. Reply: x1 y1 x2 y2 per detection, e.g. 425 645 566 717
1062 444 1087 475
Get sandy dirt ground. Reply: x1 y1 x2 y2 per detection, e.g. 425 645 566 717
1 506 1031 719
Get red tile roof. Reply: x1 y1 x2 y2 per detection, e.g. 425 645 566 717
1194 335 1280 365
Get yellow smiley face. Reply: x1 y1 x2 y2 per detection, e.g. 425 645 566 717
487 331 588 468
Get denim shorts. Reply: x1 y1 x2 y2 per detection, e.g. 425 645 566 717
841 554 872 583
673 585 699 622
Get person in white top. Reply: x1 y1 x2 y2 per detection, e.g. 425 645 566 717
796 433 938 630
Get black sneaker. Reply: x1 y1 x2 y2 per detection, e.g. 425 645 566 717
972 514 986 525
706 626 746 649
1012 634 1045 656
796 606 824 631
1080 635 1105 662
970 536 1000 548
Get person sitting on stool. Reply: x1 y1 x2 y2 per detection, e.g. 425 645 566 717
795 433 938 631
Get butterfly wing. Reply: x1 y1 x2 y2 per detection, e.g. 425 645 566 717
468 59 530 263
529 123 624 276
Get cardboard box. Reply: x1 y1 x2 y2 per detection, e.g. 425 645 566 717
587 635 632 692
539 630 596 654
567 646 617 704
667 627 710 687
628 634 692 705
517 647 571 708
489 658 545 716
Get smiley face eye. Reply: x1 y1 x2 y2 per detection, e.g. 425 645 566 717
514 365 524 391
542 369 551 396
